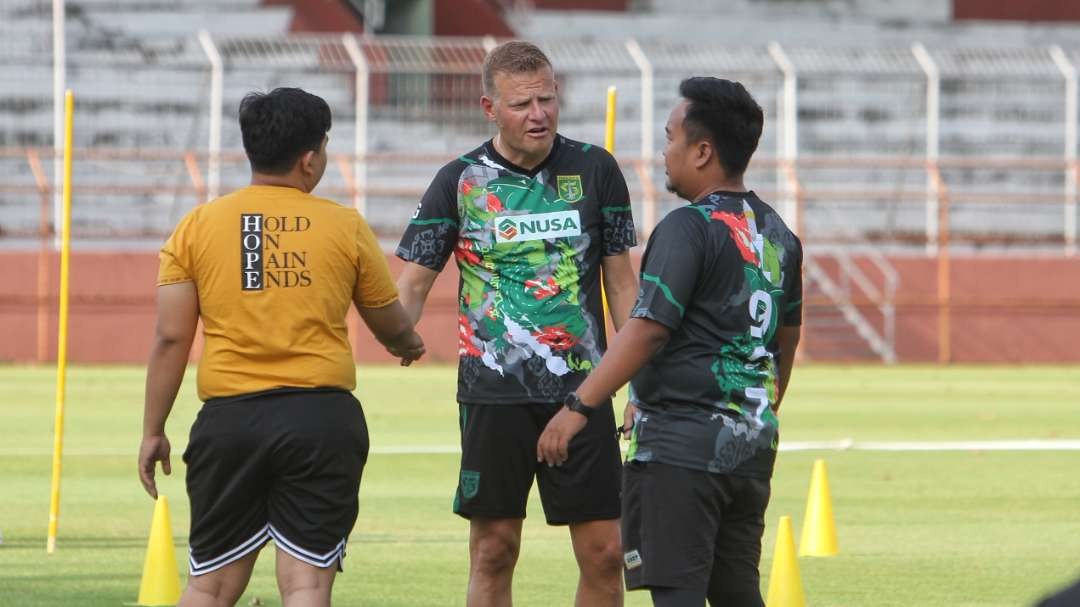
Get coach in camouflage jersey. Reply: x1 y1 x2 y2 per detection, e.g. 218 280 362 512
395 41 639 607
539 78 803 607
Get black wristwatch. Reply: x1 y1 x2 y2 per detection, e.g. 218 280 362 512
563 392 594 419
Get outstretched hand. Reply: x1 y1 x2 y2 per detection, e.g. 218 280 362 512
138 434 172 499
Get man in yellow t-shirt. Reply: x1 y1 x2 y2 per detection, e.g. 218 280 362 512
137 87 424 607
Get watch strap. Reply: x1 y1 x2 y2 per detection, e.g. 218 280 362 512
563 392 594 418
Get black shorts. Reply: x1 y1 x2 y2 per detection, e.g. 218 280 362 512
622 461 771 599
453 401 622 525
183 388 369 576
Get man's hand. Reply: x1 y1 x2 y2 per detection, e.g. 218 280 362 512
620 401 638 440
537 408 588 466
357 300 428 365
388 333 426 366
138 435 172 499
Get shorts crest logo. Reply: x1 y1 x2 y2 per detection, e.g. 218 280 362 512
498 218 519 241
460 470 481 500
557 175 584 203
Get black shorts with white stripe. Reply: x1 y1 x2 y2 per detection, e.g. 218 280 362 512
183 387 369 576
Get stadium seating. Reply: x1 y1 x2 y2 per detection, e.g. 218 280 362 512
1 0 1078 250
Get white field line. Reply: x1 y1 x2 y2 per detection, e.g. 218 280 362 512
778 439 1080 451
3 439 1080 457
382 439 1080 453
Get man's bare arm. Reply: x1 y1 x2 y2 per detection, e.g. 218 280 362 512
575 317 670 408
601 250 639 332
356 300 426 365
139 281 198 498
537 317 670 465
775 325 801 413
396 262 440 326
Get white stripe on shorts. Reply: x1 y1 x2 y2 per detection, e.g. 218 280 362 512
268 524 346 569
189 524 271 576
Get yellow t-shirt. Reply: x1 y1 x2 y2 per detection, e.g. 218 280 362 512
158 185 398 400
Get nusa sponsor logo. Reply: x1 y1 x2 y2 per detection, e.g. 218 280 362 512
495 210 582 243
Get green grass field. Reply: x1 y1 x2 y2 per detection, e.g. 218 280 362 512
2 364 1079 606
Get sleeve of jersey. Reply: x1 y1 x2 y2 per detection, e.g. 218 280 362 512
598 152 637 256
630 210 703 331
395 164 460 271
157 210 196 286
354 215 400 308
783 234 804 326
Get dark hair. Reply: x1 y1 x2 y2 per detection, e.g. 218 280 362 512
239 87 331 175
482 41 553 97
678 77 763 177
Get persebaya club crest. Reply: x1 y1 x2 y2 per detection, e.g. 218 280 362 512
460 470 480 500
557 175 584 203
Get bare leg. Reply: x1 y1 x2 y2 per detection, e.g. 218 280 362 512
275 546 338 607
569 519 624 607
179 549 260 607
467 517 524 607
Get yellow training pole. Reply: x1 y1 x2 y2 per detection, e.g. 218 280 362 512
47 89 74 554
601 86 617 324
604 85 617 153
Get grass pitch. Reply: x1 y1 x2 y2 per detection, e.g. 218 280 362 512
1 364 1079 606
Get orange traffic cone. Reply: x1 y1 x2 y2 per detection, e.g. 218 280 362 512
137 496 182 606
799 459 839 557
766 515 806 607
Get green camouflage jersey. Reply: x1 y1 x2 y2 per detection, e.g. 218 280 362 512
627 191 802 478
396 135 636 404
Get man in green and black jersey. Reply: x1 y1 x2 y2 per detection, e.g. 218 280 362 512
396 41 639 606
539 77 803 607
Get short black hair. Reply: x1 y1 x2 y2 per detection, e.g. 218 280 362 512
678 77 763 177
239 87 331 175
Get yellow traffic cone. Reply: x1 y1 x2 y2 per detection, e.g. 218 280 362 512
766 515 806 607
137 496 182 606
799 459 839 557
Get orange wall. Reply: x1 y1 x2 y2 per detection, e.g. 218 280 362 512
807 256 1080 363
0 251 460 365
4 250 1080 365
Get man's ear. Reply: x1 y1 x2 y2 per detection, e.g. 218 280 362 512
693 140 713 170
481 95 497 123
299 149 316 175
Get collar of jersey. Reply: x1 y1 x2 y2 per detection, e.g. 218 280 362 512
695 190 758 205
482 134 562 179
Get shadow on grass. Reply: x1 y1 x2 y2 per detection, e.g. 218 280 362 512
350 533 462 545
0 579 136 607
